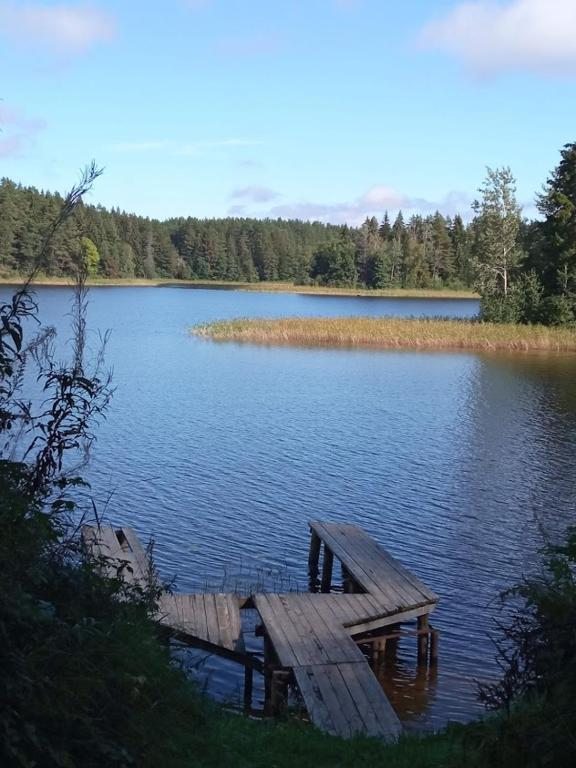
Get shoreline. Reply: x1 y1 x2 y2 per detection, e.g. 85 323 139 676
0 276 478 300
192 316 576 353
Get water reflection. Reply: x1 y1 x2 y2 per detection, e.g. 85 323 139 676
2 285 574 732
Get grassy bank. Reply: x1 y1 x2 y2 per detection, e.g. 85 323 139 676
0 274 477 298
192 316 576 352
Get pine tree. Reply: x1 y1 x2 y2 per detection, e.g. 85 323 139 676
536 141 576 321
378 212 391 241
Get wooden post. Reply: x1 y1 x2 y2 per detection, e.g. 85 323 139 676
385 624 400 661
243 664 254 712
417 615 430 666
308 530 321 590
430 628 439 665
321 545 334 593
270 670 289 716
264 635 273 714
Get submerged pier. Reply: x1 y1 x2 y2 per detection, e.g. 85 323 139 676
82 520 439 742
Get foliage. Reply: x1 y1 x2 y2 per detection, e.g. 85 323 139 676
81 236 100 277
477 142 576 327
472 167 523 299
0 179 476 290
466 527 576 768
0 168 210 767
311 239 357 286
534 141 576 323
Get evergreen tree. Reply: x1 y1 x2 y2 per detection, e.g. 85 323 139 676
311 241 357 286
450 214 471 285
536 141 576 322
378 212 391 241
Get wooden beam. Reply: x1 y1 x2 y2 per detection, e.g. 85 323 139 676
430 628 439 666
244 665 254 712
417 614 429 666
321 545 334 593
308 530 321 588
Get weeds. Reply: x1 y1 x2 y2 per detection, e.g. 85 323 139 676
192 316 576 352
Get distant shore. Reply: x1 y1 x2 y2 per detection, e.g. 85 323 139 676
0 276 477 299
192 316 576 352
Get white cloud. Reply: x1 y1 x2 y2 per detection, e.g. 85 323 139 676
420 0 576 76
230 185 280 203
0 102 46 157
109 138 261 155
262 186 471 225
0 2 115 54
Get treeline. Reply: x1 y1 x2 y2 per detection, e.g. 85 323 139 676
0 178 474 288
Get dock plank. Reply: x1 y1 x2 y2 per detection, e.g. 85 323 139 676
310 521 437 607
294 664 401 741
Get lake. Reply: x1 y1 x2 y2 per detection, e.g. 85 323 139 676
4 284 576 732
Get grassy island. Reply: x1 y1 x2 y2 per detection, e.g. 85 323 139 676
192 316 576 352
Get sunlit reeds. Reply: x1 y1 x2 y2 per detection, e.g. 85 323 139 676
192 316 576 352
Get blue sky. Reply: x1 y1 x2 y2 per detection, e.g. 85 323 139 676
1 0 575 224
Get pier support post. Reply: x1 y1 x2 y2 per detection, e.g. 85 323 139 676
321 546 334 593
264 635 273 713
308 530 321 590
417 615 430 666
270 671 290 716
243 664 254 713
385 624 400 662
430 628 439 666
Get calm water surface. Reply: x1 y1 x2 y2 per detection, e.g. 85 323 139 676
5 286 575 731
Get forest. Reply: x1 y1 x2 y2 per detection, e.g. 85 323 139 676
0 178 473 288
0 141 575 325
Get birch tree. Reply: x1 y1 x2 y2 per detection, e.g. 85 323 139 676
472 167 523 297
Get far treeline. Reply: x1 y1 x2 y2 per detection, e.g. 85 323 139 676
1 141 575 326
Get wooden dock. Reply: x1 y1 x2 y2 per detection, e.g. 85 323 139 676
82 520 439 742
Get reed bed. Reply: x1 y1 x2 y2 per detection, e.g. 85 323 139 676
192 316 576 352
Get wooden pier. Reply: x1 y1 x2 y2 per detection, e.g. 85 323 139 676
82 520 439 742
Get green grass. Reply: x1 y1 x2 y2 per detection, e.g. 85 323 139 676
192 316 576 352
201 712 468 768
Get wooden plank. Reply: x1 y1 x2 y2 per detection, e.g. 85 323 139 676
228 594 244 651
117 527 152 581
276 594 333 667
345 604 435 637
295 594 365 665
192 594 209 642
333 663 380 737
294 662 401 741
254 594 300 668
338 663 401 740
310 522 407 605
311 521 437 606
310 522 414 602
82 525 152 587
204 593 221 646
215 594 232 650
294 665 358 738
293 666 340 736
312 522 417 606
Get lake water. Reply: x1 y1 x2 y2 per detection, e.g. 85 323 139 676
4 285 576 732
